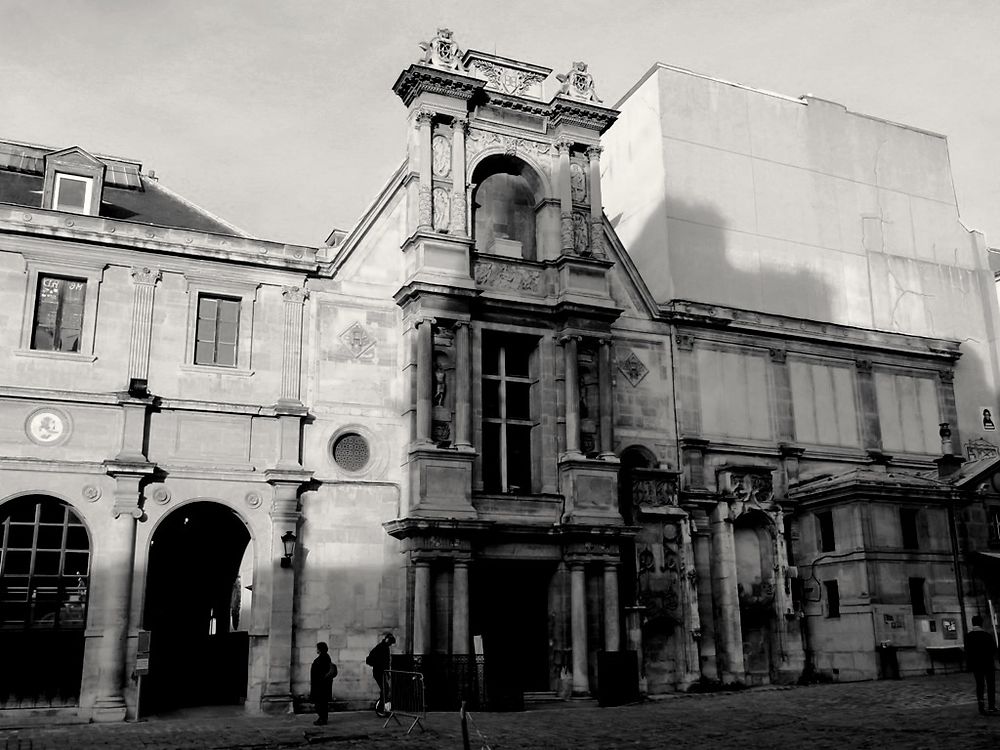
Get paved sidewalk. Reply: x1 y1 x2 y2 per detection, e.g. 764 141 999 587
2 673 999 749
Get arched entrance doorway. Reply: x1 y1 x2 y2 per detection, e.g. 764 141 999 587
734 511 777 684
0 495 90 708
142 501 252 714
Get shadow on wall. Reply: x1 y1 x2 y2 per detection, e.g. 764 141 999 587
613 194 835 325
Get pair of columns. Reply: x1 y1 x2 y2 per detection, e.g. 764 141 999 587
414 318 471 448
414 109 468 234
409 557 620 698
561 336 614 458
569 561 621 696
556 141 605 257
412 558 470 656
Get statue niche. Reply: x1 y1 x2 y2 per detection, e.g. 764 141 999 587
432 326 455 446
578 346 599 455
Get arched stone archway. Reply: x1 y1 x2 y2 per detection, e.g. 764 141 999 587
141 501 252 714
733 510 778 684
0 494 91 707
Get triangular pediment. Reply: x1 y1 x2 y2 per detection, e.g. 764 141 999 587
44 146 104 169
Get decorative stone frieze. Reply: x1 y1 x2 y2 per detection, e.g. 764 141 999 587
966 438 999 462
465 128 552 168
466 59 546 97
473 259 542 294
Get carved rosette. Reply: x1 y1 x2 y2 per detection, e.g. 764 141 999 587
418 186 433 228
432 187 451 231
82 485 102 503
474 260 542 295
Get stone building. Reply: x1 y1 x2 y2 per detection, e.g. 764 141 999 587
3 31 1000 723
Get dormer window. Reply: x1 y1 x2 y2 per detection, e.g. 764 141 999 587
42 146 106 216
53 173 94 214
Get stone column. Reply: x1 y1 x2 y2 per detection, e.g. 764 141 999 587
710 501 745 681
260 472 307 713
415 318 435 445
126 266 160 383
452 560 470 655
89 471 144 721
769 347 794 442
598 339 615 458
561 335 582 457
278 286 308 407
937 370 961 451
570 562 589 696
453 321 472 449
678 517 702 685
557 140 574 255
450 118 468 235
416 109 434 229
603 562 620 652
413 560 432 655
586 146 606 257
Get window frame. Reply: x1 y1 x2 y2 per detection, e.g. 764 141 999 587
480 332 538 494
52 173 94 215
817 510 836 553
16 258 103 361
183 277 258 375
900 508 920 550
824 579 840 618
909 576 927 616
193 294 241 368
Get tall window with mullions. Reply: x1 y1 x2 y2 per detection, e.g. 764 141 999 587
482 333 536 493
31 275 86 353
195 294 240 367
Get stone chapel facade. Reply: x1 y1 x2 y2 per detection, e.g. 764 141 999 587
3 31 1000 722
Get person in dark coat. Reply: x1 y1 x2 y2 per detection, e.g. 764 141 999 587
965 614 998 715
366 633 395 712
310 642 337 725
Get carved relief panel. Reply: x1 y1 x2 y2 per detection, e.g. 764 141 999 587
432 323 455 445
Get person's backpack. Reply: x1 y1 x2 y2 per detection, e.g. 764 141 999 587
365 645 379 667
330 662 338 679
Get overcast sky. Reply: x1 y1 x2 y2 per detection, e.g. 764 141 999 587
4 0 998 248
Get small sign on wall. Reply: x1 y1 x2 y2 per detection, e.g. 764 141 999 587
982 407 996 431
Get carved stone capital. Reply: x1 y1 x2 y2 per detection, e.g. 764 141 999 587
855 358 873 373
938 369 955 384
559 334 583 345
586 145 603 160
130 266 161 286
768 347 787 363
555 139 575 155
281 286 309 304
414 108 435 127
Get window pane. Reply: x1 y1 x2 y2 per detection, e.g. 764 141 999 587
482 344 500 376
38 504 64 524
198 297 218 321
482 423 501 492
506 382 531 420
6 524 35 549
195 340 216 365
65 526 88 551
36 525 65 551
483 381 501 418
218 299 240 323
63 552 89 577
506 424 532 493
504 341 531 378
56 176 87 211
216 342 237 367
4 551 32 575
217 321 238 346
34 552 62 576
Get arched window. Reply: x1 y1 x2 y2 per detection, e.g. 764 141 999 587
471 156 542 260
0 496 90 706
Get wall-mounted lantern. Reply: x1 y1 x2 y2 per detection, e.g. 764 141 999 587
280 531 297 569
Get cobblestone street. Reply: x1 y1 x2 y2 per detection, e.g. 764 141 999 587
3 673 999 750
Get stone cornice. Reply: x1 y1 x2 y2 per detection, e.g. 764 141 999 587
0 204 318 272
660 299 962 361
547 95 620 134
393 64 485 107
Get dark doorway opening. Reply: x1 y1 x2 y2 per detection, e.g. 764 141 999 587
472 561 553 709
142 502 251 715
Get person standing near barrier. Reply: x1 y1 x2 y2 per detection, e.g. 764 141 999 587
310 642 338 725
965 615 998 715
366 633 395 713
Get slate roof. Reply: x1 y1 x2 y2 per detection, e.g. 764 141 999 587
0 139 247 236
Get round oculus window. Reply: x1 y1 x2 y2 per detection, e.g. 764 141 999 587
333 433 370 472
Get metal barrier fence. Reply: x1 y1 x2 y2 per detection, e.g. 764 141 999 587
394 654 487 710
382 669 426 734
